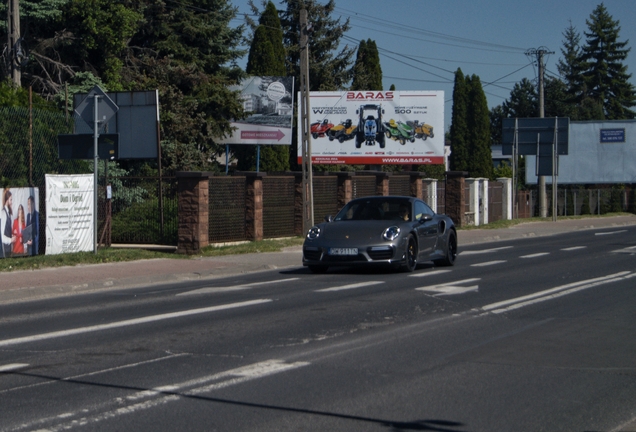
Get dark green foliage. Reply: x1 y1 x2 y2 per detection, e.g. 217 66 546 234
111 197 178 244
580 4 636 119
277 0 355 91
449 69 469 172
351 39 383 91
609 188 624 212
565 189 575 216
450 71 492 179
629 189 636 214
467 75 493 179
581 191 591 214
246 2 286 76
0 83 88 187
502 78 538 117
416 164 446 181
123 0 246 172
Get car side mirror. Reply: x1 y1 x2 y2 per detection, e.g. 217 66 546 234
420 214 433 223
324 215 334 223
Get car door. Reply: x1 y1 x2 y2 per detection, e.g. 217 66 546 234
413 200 438 257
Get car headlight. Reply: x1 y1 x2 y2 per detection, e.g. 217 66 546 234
382 226 400 241
307 226 321 239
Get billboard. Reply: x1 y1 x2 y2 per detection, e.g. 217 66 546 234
74 90 159 159
217 76 295 146
1 187 40 258
45 174 94 255
525 120 636 184
297 90 444 165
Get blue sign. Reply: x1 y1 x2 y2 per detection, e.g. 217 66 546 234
600 128 625 143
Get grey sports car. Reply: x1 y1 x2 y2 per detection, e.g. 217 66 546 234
302 196 457 273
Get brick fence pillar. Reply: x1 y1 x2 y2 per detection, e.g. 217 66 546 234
334 172 353 208
376 172 391 196
176 171 211 254
445 171 468 227
408 172 425 200
245 172 265 241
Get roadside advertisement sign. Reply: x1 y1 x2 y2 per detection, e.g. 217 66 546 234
45 174 94 255
297 90 444 165
218 76 295 146
1 187 40 258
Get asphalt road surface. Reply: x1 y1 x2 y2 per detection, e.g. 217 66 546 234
1 226 635 431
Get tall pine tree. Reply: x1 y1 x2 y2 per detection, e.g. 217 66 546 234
351 39 383 91
580 3 636 119
449 69 470 172
467 75 493 179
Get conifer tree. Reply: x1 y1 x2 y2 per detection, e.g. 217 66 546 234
351 39 382 91
466 75 493 179
580 3 636 119
449 69 469 172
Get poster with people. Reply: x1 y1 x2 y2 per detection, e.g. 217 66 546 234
45 174 94 255
1 187 40 259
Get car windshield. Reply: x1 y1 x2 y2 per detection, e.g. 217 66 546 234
335 198 412 221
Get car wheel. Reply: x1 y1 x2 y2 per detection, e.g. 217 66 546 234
434 231 457 267
402 235 418 272
308 265 329 274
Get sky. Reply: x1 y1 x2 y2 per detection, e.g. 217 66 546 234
229 0 636 132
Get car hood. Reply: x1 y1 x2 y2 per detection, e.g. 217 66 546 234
319 220 402 242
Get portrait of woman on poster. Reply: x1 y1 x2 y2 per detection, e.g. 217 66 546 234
13 204 26 255
2 189 16 258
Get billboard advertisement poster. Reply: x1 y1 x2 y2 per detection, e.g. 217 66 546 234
1 187 40 259
297 90 444 165
45 174 94 255
218 76 295 146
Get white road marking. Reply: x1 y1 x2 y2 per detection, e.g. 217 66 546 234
595 230 627 236
561 246 587 251
416 278 480 296
0 354 188 396
0 363 29 372
460 246 513 256
519 252 550 258
315 281 384 292
471 260 507 267
482 271 634 314
27 359 310 432
408 269 452 277
177 278 300 296
0 299 272 348
611 245 636 254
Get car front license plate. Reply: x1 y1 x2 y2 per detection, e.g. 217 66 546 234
328 247 358 256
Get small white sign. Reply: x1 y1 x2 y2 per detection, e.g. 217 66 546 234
45 174 94 255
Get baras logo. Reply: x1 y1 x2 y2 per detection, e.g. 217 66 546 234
346 91 394 101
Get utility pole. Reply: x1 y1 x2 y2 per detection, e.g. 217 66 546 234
7 0 21 86
526 47 553 218
299 9 314 233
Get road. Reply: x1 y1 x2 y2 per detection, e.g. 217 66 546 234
1 226 635 431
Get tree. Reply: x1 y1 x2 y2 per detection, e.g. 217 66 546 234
466 75 493 179
276 0 355 91
351 39 383 91
502 78 538 118
235 1 289 172
580 3 636 119
124 0 247 172
449 68 469 172
245 2 286 76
